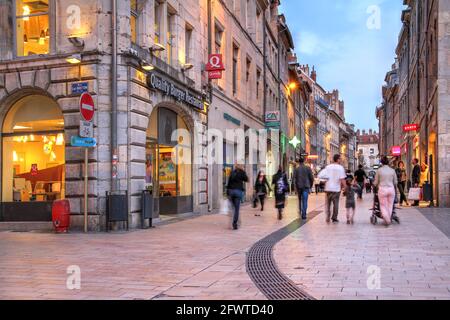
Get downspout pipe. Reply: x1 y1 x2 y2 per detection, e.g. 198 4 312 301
111 0 118 192
207 0 212 212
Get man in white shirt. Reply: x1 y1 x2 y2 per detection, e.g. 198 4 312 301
318 154 347 223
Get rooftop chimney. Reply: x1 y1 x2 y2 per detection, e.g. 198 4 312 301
311 66 317 82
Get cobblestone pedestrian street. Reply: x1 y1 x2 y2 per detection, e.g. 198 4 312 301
1 194 449 300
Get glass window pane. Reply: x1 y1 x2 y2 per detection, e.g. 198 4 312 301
130 0 138 11
16 0 48 16
16 14 49 56
131 14 137 43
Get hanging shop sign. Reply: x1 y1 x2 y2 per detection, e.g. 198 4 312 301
147 73 204 111
206 54 225 80
265 111 280 128
403 123 420 132
206 54 225 71
391 146 402 156
289 136 301 149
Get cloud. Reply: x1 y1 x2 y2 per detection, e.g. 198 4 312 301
281 0 404 130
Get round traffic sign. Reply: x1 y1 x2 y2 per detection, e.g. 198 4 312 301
79 92 95 122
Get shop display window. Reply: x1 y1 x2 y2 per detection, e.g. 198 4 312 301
2 95 65 203
146 107 192 199
15 0 50 57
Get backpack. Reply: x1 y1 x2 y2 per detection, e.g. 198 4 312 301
276 175 287 195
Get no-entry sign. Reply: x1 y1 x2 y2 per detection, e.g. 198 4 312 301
79 92 95 122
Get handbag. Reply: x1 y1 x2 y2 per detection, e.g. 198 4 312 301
408 187 421 201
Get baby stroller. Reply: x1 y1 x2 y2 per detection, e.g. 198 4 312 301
370 187 400 225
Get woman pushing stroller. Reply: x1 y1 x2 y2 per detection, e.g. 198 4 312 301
373 156 398 226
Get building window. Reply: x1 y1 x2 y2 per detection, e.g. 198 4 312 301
246 57 251 82
154 0 163 56
166 7 176 65
256 8 262 45
214 22 223 54
15 0 50 57
233 43 239 96
185 23 193 65
246 0 251 30
256 68 261 100
130 0 138 44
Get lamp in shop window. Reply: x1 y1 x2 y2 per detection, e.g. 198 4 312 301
56 133 64 146
13 151 18 162
23 6 30 21
45 29 50 39
39 30 46 45
23 34 28 44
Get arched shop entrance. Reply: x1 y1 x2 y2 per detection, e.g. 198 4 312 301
1 94 65 222
146 106 193 215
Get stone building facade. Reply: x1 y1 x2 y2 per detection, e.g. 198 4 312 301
0 0 209 229
379 0 450 207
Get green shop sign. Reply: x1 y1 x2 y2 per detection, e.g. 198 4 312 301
223 113 241 126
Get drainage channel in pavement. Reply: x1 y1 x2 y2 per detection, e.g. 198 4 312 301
246 211 322 301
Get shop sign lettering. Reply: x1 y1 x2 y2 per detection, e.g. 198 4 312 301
147 73 204 111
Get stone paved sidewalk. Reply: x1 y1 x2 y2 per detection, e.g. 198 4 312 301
1 194 449 300
273 196 450 300
0 195 322 300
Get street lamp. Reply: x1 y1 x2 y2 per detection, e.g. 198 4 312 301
289 82 297 90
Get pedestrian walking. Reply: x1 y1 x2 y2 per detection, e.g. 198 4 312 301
343 177 361 225
395 161 409 206
272 166 289 221
318 154 347 223
374 156 398 226
293 157 314 220
411 158 421 206
226 164 249 230
354 165 367 199
314 175 321 195
253 171 271 216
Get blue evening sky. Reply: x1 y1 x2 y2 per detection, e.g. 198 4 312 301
279 0 405 131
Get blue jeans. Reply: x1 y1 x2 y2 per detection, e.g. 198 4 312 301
228 189 243 228
297 188 310 218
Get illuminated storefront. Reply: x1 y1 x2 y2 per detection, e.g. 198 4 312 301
1 94 65 222
146 107 193 215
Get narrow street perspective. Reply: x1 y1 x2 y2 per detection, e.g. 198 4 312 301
0 0 450 307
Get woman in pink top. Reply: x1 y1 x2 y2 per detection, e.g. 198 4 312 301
374 156 398 226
